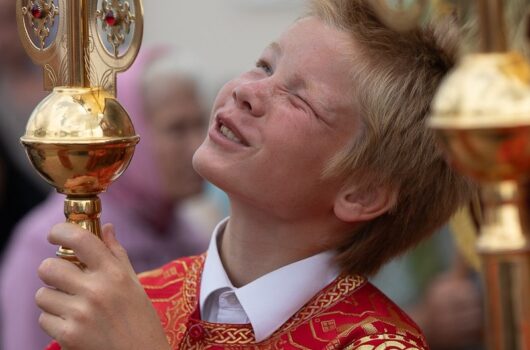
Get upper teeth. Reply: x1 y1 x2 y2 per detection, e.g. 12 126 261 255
220 124 242 144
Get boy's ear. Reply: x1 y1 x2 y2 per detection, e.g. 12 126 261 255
333 183 398 223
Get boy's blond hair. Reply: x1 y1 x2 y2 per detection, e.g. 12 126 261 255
310 0 475 275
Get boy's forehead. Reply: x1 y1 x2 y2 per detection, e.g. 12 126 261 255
273 18 357 118
278 17 355 67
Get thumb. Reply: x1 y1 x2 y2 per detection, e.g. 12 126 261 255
101 223 134 271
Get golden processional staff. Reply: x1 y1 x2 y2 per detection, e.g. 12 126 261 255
372 0 530 349
15 0 143 264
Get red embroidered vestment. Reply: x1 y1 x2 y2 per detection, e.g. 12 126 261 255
46 255 428 349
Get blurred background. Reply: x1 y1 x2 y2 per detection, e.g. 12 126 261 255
0 1 484 350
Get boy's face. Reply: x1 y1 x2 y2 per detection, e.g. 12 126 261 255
193 17 360 218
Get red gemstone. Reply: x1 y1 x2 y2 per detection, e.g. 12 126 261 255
104 10 117 26
31 4 42 18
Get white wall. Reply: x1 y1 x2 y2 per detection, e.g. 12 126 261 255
142 0 307 92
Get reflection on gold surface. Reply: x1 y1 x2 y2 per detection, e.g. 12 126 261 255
21 87 139 196
430 51 530 350
16 0 143 263
20 87 139 262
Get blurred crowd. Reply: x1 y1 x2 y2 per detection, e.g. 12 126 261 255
0 0 485 348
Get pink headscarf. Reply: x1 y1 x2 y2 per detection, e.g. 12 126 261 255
105 47 174 230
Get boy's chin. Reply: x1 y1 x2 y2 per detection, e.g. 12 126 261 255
192 149 225 189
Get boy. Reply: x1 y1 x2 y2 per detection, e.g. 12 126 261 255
36 0 473 349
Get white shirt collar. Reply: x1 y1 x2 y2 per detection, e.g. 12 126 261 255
200 217 340 342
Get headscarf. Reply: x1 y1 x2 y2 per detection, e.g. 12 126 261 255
105 47 174 231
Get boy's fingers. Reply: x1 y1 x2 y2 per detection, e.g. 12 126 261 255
38 311 66 341
101 224 120 256
35 287 75 318
101 224 135 273
38 258 85 295
37 258 86 294
48 223 111 270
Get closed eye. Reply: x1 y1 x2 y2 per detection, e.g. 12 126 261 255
293 94 330 126
293 94 314 114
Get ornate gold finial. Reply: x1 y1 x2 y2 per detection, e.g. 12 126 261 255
16 0 143 95
21 0 59 49
96 0 136 58
15 0 143 264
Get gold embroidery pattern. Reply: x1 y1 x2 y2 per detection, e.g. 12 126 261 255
143 277 185 292
362 293 425 342
321 319 337 332
344 334 424 350
181 336 283 350
360 323 378 335
172 255 259 348
157 255 205 348
179 339 203 350
137 267 164 280
182 255 204 313
180 273 365 346
150 256 424 350
202 324 255 344
274 275 366 335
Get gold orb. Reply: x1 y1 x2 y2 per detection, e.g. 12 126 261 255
21 87 139 196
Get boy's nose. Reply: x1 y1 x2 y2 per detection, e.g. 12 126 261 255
232 82 266 117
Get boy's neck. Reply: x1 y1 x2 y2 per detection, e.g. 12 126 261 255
218 201 351 287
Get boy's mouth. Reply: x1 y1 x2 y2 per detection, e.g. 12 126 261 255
219 124 243 144
216 116 249 146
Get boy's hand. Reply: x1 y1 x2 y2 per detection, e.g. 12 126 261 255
36 223 170 350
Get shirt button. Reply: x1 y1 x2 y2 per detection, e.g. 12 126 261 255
188 324 205 341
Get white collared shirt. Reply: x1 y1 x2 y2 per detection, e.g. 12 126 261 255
199 218 340 342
